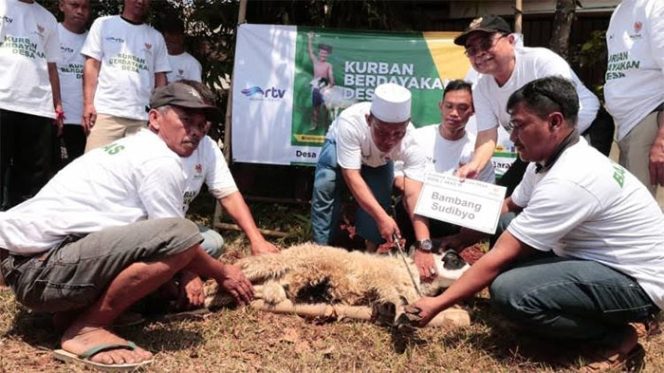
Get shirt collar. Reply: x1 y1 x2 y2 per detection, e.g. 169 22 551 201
535 129 579 174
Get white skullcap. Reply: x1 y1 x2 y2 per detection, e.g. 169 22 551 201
370 83 411 123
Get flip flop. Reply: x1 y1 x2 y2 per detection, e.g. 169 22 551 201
53 341 153 372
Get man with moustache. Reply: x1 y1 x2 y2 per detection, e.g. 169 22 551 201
81 0 170 151
454 16 601 196
311 83 434 280
0 81 254 370
409 77 664 371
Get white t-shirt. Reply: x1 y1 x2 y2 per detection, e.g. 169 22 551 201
326 102 427 182
604 0 664 141
167 52 202 83
181 136 238 212
508 138 664 310
0 0 59 118
394 124 495 183
474 47 599 134
0 129 186 255
57 23 87 125
81 15 170 120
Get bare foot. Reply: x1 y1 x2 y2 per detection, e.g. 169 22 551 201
579 325 642 372
61 326 152 365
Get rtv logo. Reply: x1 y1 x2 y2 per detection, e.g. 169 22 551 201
241 86 286 100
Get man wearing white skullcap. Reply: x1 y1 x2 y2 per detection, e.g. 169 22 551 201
311 83 437 281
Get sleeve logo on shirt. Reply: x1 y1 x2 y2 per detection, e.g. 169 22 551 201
103 143 125 155
612 164 625 188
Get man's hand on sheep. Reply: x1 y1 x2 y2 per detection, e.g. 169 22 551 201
413 249 436 283
377 215 401 244
251 239 280 256
405 297 441 327
219 264 255 305
176 271 205 310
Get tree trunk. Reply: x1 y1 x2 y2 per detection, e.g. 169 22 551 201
549 0 576 59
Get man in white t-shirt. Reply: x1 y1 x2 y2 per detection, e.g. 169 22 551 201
159 16 202 83
394 80 494 250
0 0 63 210
175 80 278 259
0 82 254 370
311 83 436 281
81 0 170 152
57 0 90 166
605 0 664 197
409 77 664 370
454 15 601 196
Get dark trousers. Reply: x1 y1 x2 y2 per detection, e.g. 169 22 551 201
497 158 528 198
59 124 86 168
583 106 615 157
0 109 56 210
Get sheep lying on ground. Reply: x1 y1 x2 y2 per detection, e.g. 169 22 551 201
207 243 469 322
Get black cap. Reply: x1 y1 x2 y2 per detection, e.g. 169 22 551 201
453 15 512 46
149 82 219 120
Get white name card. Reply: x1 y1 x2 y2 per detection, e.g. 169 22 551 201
414 172 507 234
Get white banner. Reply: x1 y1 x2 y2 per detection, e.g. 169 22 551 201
414 173 507 234
232 24 320 165
231 24 471 166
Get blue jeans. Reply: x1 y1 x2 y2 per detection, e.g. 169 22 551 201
197 224 224 259
311 139 393 244
490 256 659 346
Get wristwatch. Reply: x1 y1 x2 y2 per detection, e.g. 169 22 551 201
414 239 433 252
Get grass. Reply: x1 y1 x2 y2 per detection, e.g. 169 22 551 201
1 193 664 372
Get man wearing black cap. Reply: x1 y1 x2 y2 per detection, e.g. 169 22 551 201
453 15 601 196
0 81 253 370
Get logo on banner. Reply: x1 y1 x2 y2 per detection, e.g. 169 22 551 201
241 85 287 101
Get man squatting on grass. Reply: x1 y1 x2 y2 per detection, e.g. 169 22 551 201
310 83 437 281
0 82 255 368
409 76 664 369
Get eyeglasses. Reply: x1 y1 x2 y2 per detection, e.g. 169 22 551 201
464 34 506 57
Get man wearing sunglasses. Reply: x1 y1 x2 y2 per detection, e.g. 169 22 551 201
311 83 435 280
454 15 601 196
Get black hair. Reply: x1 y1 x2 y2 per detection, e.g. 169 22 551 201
506 76 579 126
156 11 185 34
443 79 472 99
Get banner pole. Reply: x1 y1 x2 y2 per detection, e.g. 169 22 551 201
216 0 248 227
514 0 523 34
222 0 248 162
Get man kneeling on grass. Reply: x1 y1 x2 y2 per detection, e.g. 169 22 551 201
0 82 254 370
408 76 664 371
